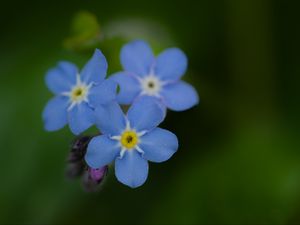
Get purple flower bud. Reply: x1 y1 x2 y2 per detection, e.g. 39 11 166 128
65 136 93 179
82 166 108 192
65 135 108 192
88 166 108 183
68 136 92 163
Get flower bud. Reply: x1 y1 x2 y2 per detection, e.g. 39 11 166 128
68 136 92 162
65 136 92 179
88 166 108 183
82 166 108 192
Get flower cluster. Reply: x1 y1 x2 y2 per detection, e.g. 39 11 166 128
43 40 199 188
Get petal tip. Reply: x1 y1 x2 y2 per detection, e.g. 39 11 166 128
117 175 147 189
94 48 103 56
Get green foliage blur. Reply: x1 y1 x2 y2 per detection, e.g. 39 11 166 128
0 0 300 224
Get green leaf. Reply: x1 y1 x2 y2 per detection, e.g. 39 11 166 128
63 11 101 52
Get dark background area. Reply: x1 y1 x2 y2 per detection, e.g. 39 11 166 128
0 0 300 224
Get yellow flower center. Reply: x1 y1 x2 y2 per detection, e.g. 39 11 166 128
71 86 87 102
120 131 139 149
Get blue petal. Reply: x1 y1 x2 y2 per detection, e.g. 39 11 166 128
115 150 148 188
127 96 165 132
140 128 178 163
85 135 120 169
161 81 199 111
88 79 117 107
110 72 141 105
68 102 95 135
58 61 78 77
120 40 154 77
94 101 126 136
81 49 108 84
155 48 187 81
45 61 78 94
42 96 69 131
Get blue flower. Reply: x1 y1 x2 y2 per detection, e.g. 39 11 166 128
43 49 117 135
85 97 178 188
110 40 199 111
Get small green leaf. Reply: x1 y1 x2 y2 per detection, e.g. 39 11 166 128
63 11 101 52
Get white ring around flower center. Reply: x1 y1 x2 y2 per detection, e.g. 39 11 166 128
70 84 89 103
62 74 92 110
140 75 162 97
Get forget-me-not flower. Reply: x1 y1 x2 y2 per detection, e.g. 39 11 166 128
43 49 116 135
85 97 178 188
111 40 199 111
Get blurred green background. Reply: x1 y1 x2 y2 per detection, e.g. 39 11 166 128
0 0 300 224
